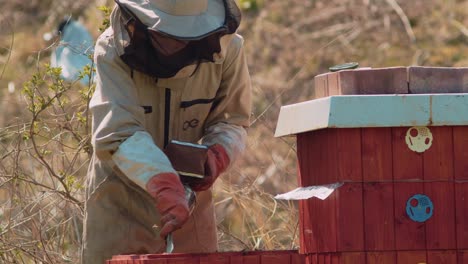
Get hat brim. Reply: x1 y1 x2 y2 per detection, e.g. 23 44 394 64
120 0 226 40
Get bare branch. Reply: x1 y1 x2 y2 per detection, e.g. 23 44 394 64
450 19 468 38
0 18 14 80
385 0 416 43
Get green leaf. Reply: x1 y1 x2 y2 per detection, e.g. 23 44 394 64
98 6 112 32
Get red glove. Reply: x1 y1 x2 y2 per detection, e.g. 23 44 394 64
146 173 190 238
191 144 230 192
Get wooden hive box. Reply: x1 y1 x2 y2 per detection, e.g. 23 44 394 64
107 250 305 264
313 66 468 98
275 85 468 263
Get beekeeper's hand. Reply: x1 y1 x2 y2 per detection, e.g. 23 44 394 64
146 173 189 238
191 144 230 192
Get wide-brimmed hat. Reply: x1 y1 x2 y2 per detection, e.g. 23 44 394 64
117 0 235 40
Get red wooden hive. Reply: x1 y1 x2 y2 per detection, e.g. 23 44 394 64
275 67 468 263
106 250 305 264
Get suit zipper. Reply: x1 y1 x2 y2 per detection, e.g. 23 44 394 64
164 88 171 148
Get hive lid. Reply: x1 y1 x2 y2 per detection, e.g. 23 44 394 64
274 93 468 137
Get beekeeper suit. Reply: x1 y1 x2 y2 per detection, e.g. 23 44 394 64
81 0 251 263
51 17 94 84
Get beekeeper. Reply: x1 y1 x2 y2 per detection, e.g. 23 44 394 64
81 0 251 263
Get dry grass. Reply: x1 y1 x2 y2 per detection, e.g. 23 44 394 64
0 0 467 263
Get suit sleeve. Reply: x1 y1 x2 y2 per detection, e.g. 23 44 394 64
202 34 252 165
90 31 176 190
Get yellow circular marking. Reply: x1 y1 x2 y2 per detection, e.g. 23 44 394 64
405 126 433 153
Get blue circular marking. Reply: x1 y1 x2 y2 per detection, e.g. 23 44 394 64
406 194 433 223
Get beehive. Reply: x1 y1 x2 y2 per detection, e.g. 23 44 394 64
275 67 468 263
107 67 468 264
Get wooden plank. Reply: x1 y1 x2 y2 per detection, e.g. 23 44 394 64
242 254 260 264
124 255 168 264
329 253 339 264
301 174 336 256
297 130 338 254
459 251 468 264
313 67 409 97
275 94 468 137
335 128 362 182
361 127 393 182
366 252 396 264
260 253 292 264
229 255 243 264
314 73 329 99
427 251 457 264
408 66 468 93
146 259 169 264
339 252 366 264
297 134 320 255
332 67 407 95
396 251 426 264
336 183 364 252
424 182 456 250
335 129 364 252
456 183 468 249
305 254 317 264
291 253 306 264
296 132 314 185
199 254 230 264
305 254 339 264
423 126 454 181
322 129 339 185
363 183 395 251
297 129 338 186
299 199 316 254
318 253 330 264
362 129 395 252
327 72 340 96
311 254 322 264
454 126 468 180
392 127 424 181
297 132 316 186
105 255 135 264
331 253 340 264
297 158 309 254
314 192 337 253
169 257 199 264
394 182 426 250
297 159 304 187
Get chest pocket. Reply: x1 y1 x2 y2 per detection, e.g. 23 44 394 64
176 63 223 142
178 96 216 142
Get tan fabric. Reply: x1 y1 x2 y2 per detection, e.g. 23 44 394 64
112 131 178 190
82 156 218 264
81 4 251 264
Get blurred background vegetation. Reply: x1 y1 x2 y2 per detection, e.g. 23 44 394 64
0 0 467 262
